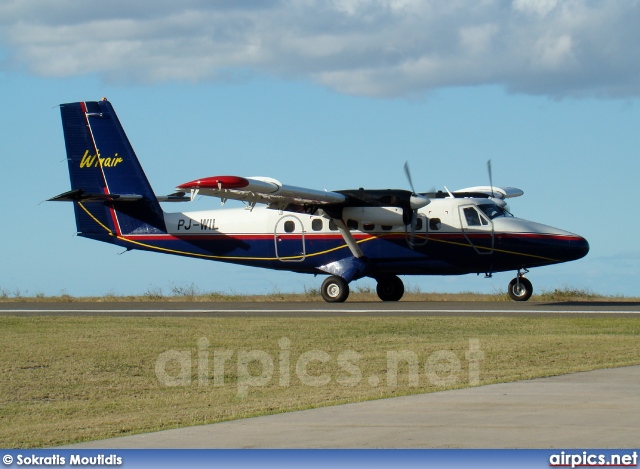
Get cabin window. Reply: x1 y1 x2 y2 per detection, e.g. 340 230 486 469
284 220 295 233
464 207 489 226
312 219 323 231
329 220 338 231
363 223 375 231
429 218 441 231
415 218 423 231
347 219 359 230
381 225 393 231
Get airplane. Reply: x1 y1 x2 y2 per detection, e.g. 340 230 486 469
49 99 589 303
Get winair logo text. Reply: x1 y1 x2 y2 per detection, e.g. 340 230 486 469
79 150 124 168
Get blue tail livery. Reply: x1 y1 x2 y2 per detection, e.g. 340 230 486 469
51 99 166 239
50 99 589 302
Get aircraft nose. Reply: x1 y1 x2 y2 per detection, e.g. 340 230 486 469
565 235 590 261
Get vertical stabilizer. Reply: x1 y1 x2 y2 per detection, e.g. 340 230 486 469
57 99 166 238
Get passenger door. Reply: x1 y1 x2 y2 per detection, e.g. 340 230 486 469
274 215 306 261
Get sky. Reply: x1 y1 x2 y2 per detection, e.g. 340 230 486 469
1 0 639 298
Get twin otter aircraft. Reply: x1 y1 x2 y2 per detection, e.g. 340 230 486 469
50 99 589 302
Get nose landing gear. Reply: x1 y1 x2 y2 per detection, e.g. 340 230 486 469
508 269 533 301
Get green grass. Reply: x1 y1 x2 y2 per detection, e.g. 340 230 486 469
1 315 639 447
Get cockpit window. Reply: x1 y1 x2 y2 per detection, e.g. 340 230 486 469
463 207 482 226
477 204 513 219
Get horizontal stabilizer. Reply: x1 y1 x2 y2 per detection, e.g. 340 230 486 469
48 189 143 203
156 191 192 202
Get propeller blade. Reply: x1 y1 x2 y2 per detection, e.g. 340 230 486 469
402 161 430 249
487 159 495 199
409 209 417 248
405 161 430 208
404 161 416 195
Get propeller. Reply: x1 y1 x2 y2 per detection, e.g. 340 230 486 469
486 159 508 208
404 162 430 210
403 161 430 247
487 159 495 199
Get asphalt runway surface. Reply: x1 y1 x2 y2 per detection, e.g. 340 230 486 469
1 300 640 317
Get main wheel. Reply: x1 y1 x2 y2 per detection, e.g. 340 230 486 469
376 275 405 302
321 276 350 303
508 277 533 301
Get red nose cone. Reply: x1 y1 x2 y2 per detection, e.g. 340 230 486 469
177 176 249 190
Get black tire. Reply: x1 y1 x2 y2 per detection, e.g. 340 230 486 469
376 275 405 302
321 276 350 303
508 277 533 302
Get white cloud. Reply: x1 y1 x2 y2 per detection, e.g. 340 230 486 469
459 23 500 55
512 0 558 18
1 0 639 98
532 33 575 70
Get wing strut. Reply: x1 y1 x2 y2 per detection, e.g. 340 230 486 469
316 220 368 283
331 219 365 258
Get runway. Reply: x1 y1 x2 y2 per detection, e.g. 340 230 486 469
1 300 640 317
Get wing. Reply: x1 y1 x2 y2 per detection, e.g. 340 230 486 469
175 175 346 209
453 186 524 199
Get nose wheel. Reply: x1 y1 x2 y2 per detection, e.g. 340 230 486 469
508 275 533 301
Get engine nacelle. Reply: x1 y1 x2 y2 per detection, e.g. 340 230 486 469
341 206 405 226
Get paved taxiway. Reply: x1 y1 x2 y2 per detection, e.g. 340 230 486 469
3 301 639 448
64 365 640 448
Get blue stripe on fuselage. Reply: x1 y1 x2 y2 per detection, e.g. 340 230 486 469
80 229 586 276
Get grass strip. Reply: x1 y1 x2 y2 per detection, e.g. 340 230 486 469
1 315 639 447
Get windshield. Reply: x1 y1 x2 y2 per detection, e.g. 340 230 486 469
477 203 513 219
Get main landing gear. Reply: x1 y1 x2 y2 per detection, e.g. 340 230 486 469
507 269 533 301
320 274 405 303
375 275 405 302
321 276 350 303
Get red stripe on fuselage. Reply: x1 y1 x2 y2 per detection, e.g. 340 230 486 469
120 232 581 241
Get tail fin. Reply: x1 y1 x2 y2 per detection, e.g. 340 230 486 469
51 99 166 238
